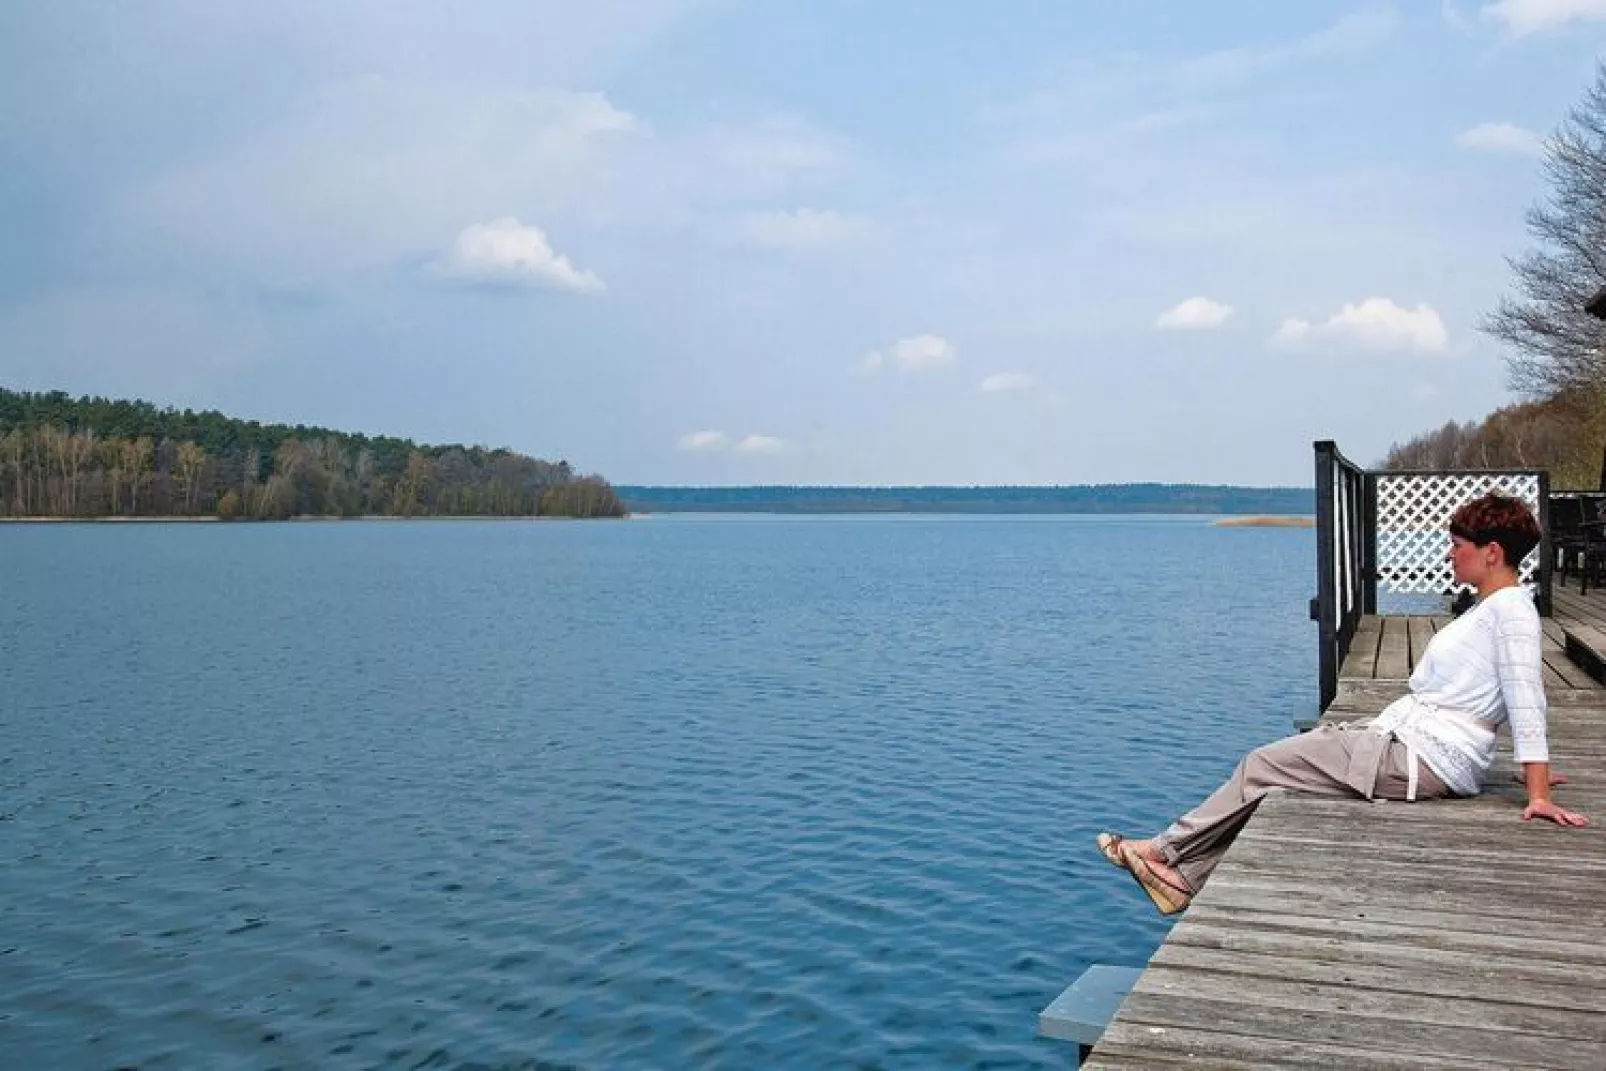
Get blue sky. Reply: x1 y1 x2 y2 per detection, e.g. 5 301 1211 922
2 2 1603 485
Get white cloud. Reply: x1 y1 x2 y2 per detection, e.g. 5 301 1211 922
1156 297 1234 330
1455 121 1543 156
675 431 784 453
431 217 603 292
861 333 957 374
734 209 868 250
677 430 729 451
123 82 850 283
979 372 1035 393
127 84 643 278
1443 1 1476 31
1180 10 1398 84
1482 0 1606 35
1271 297 1449 353
118 71 858 289
684 117 847 200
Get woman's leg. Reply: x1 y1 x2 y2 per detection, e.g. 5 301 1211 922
1148 726 1374 893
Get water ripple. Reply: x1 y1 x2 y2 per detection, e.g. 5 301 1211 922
2 517 1313 1068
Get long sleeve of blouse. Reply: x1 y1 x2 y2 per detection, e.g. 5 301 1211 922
1492 596 1549 763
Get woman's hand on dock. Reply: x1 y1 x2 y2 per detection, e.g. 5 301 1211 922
1521 799 1590 827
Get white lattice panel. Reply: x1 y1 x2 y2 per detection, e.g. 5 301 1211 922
1376 474 1541 593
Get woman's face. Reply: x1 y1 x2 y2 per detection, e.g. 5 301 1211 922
1448 534 1498 588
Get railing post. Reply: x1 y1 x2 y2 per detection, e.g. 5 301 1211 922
1537 471 1552 616
1362 472 1378 615
1313 441 1338 712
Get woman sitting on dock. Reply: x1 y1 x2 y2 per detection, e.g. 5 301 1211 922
1098 492 1590 916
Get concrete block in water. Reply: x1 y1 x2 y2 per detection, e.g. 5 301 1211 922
1038 964 1142 1047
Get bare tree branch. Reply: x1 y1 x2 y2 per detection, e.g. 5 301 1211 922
1483 63 1606 398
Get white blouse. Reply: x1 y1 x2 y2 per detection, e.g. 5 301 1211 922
1370 586 1550 797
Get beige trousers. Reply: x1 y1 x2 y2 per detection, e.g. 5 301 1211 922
1154 723 1452 892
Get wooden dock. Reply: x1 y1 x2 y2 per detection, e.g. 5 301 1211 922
1079 590 1606 1069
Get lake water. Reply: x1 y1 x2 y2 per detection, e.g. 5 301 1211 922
2 516 1315 1069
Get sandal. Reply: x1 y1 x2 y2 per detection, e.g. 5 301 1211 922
1120 842 1193 916
1095 832 1126 868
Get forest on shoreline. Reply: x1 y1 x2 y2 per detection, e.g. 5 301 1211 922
0 389 626 520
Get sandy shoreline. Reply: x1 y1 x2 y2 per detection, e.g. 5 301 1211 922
1213 515 1315 528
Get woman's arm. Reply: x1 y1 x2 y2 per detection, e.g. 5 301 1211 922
1521 762 1590 825
1492 606 1588 825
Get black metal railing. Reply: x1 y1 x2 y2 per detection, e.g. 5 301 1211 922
1311 441 1551 712
1312 442 1368 712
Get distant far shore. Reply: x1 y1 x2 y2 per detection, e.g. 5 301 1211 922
3 512 1318 525
616 484 1313 515
1213 515 1316 528
0 514 599 524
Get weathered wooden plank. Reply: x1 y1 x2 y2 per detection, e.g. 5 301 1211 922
1241 791 1597 832
1327 690 1606 718
1086 1023 1476 1070
1230 800 1606 838
1373 617 1410 679
1331 680 1409 705
1406 616 1434 671
1236 781 1596 818
1194 877 1606 931
1199 860 1606 916
1545 648 1601 688
1109 990 1606 1067
1564 622 1606 683
1551 586 1606 626
1214 818 1606 869
1079 1048 1201 1068
1227 825 1606 874
1121 966 1606 1040
1151 942 1603 1012
1184 900 1606 955
1565 621 1606 650
1161 918 1606 980
1339 614 1383 679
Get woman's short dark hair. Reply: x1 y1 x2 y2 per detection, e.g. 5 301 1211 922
1449 493 1541 569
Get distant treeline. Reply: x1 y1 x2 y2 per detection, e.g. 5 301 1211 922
0 388 625 519
1382 390 1605 489
616 484 1313 515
